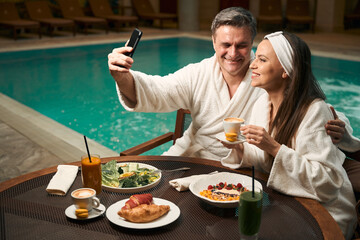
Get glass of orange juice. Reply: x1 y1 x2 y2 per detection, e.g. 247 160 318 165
81 154 102 195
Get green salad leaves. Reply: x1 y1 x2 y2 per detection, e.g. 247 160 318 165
101 160 160 188
101 160 120 187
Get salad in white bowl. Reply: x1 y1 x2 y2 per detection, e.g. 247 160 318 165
101 160 161 193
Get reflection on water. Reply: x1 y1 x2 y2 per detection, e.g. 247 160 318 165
321 77 360 127
0 38 359 156
313 55 360 137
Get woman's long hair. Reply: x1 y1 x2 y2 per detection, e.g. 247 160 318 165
268 32 326 148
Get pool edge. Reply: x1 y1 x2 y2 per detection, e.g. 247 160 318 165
1 32 358 62
0 93 118 163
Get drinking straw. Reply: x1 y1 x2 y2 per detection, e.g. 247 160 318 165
252 166 255 198
83 135 92 163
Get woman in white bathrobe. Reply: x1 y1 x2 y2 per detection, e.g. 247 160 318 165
220 31 357 239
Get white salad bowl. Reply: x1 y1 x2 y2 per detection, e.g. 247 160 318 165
102 162 162 193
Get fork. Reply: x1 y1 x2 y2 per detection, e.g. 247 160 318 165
154 167 190 174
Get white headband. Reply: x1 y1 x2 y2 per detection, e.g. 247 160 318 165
264 31 294 78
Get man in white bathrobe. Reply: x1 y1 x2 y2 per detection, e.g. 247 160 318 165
108 7 357 160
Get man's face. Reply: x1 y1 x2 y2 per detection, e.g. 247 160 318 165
212 26 253 79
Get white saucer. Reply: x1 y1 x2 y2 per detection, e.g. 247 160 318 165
65 204 106 220
216 133 246 145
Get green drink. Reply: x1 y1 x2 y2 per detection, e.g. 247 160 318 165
238 186 263 240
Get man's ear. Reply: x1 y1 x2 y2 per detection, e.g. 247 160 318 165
212 35 216 51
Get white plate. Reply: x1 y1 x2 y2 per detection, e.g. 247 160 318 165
216 133 246 145
102 162 162 193
106 198 180 229
65 204 106 220
189 172 262 208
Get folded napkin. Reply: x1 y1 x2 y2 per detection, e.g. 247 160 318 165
46 165 78 196
169 171 218 192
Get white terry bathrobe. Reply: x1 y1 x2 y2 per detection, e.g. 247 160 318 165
221 93 358 239
117 53 265 160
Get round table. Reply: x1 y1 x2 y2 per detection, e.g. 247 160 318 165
0 155 344 240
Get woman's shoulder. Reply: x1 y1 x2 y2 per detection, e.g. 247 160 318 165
307 99 332 117
300 99 333 131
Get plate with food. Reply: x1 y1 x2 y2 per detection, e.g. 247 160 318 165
106 194 180 229
101 161 161 193
216 132 246 145
189 172 262 208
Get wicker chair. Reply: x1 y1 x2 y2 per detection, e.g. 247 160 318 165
120 109 191 156
343 150 360 239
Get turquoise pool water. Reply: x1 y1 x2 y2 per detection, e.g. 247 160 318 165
0 37 359 155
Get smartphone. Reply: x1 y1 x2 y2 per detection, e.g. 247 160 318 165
124 28 142 57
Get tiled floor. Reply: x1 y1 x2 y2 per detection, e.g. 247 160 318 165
0 119 62 181
1 26 360 183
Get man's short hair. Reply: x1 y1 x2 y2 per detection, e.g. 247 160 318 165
211 7 257 42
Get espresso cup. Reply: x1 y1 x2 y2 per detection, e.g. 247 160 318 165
71 188 100 211
223 117 245 137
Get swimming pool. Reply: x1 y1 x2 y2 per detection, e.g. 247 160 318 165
0 37 359 155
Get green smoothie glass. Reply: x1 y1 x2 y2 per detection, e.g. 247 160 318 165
238 185 263 240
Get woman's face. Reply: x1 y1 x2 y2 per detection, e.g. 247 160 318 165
250 40 288 93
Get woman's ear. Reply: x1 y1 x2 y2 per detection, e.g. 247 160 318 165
282 71 288 79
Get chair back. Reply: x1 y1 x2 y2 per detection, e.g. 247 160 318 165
25 1 53 20
286 0 310 17
119 109 191 156
57 0 85 18
0 3 21 21
131 0 155 16
356 200 360 239
89 0 114 17
344 150 360 162
259 0 282 17
343 149 360 240
173 109 191 143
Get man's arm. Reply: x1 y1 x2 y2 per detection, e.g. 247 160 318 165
326 105 360 152
108 46 137 107
325 106 345 144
